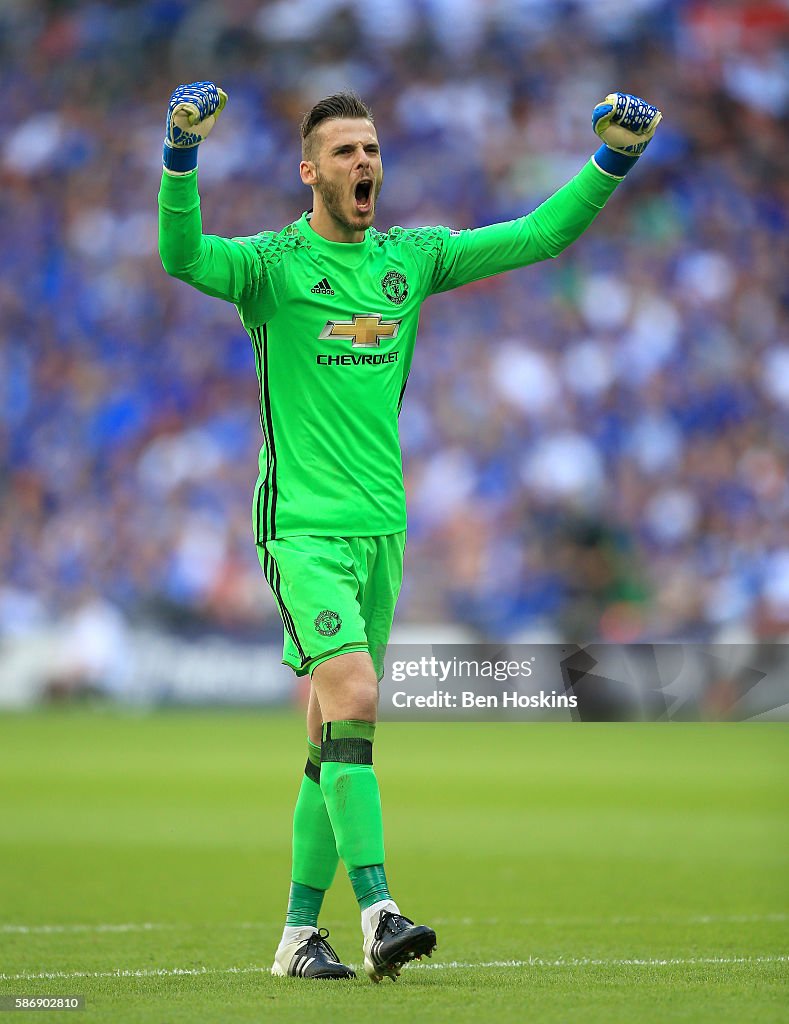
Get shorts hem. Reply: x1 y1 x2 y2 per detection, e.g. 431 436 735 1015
263 527 406 541
283 642 372 678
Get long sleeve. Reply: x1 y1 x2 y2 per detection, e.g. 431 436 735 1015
158 170 273 317
427 159 621 295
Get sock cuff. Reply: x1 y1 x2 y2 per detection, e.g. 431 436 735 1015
322 720 376 742
302 738 321 782
322 721 375 764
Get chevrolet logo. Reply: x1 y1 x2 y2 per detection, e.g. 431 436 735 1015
319 313 402 348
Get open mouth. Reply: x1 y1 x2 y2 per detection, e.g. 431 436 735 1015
354 179 373 214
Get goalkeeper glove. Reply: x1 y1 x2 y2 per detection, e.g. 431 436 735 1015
591 92 662 178
163 81 227 174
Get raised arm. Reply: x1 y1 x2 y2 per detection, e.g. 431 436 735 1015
159 172 261 305
429 91 662 294
157 82 269 312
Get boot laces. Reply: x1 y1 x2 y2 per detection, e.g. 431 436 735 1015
375 910 414 940
305 927 339 963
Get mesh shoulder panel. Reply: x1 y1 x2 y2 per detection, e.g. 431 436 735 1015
371 224 446 262
246 223 312 271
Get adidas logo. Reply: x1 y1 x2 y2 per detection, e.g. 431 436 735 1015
311 278 335 295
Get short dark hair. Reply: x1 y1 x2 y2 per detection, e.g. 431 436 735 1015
300 92 374 161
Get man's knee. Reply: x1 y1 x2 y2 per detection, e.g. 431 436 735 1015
312 652 378 722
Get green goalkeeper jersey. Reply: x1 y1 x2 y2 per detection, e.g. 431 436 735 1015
158 162 619 540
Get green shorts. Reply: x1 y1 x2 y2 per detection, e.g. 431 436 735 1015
257 533 406 679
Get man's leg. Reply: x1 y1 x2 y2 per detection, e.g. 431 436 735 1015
271 686 355 979
288 687 337 924
313 651 437 983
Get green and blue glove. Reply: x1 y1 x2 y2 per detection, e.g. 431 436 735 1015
163 81 227 174
592 92 662 178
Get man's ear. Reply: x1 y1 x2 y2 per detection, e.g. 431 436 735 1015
300 160 317 186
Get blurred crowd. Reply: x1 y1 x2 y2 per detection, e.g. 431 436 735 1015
1 0 788 650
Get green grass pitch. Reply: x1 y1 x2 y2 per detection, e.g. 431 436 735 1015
0 711 786 1023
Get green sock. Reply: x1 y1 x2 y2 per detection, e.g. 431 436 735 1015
348 864 391 910
286 739 339 927
320 721 388 907
285 881 325 928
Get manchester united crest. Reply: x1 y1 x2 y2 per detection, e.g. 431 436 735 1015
381 270 408 305
314 609 342 637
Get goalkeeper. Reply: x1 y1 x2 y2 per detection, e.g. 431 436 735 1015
158 83 661 982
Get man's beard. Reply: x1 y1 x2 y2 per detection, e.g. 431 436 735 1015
315 173 380 233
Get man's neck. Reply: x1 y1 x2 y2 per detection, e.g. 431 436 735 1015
308 208 367 244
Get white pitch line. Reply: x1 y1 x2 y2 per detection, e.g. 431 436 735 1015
3 912 786 936
0 966 267 981
1 955 787 982
415 955 789 970
0 923 172 935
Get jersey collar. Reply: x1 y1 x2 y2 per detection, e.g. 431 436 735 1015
297 211 373 262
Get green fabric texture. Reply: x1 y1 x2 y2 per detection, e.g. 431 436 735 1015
290 745 338 893
285 881 326 928
349 864 391 910
320 720 385 874
320 762 385 871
